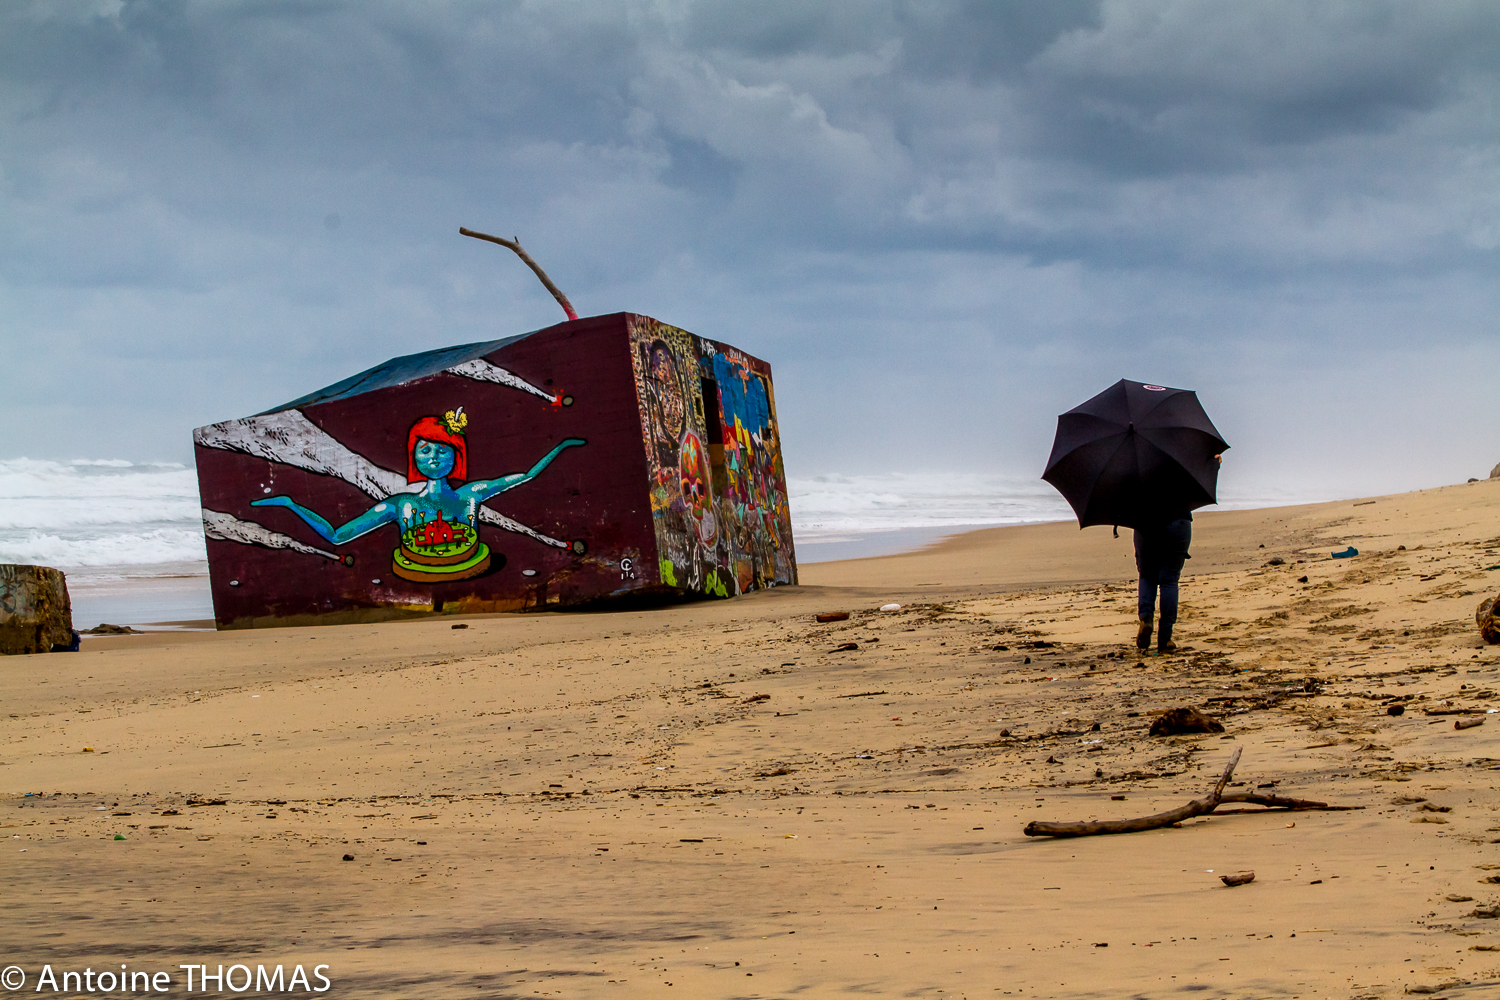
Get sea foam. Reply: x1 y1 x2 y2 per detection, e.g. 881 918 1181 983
0 458 206 571
2 458 1342 574
787 472 1073 542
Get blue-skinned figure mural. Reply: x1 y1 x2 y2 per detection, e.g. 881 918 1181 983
252 407 585 583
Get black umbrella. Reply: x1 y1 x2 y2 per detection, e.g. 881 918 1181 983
1042 379 1229 530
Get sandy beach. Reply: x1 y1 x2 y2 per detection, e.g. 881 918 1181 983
5 480 1500 998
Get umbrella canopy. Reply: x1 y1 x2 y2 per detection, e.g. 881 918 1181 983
1042 379 1229 530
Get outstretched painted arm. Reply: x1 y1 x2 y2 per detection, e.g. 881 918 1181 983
250 496 399 545
462 438 586 504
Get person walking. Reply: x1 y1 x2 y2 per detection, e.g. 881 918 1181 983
1134 512 1193 654
1042 379 1229 655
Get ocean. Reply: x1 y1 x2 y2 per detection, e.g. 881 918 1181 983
0 458 1335 628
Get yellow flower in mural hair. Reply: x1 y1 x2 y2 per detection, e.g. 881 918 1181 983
443 407 469 436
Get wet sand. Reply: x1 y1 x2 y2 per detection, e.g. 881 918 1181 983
4 479 1500 998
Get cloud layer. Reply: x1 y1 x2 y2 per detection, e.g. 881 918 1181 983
3 0 1497 495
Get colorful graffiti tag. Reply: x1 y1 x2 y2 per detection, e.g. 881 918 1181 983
627 316 796 596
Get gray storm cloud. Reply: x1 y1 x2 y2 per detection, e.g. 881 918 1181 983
1 0 1497 496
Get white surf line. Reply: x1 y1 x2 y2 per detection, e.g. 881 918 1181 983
445 358 557 402
202 509 339 560
195 410 570 550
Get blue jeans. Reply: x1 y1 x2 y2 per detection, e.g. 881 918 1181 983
1135 518 1192 642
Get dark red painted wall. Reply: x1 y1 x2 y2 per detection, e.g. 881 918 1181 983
195 314 658 627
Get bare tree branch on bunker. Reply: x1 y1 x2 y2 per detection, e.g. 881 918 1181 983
1023 748 1355 838
459 227 578 321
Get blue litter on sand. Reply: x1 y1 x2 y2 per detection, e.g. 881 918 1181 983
1331 547 1358 559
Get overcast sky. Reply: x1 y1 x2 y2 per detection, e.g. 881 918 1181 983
3 1 1498 497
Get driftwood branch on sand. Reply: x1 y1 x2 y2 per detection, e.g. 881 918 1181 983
1023 748 1354 838
459 227 579 321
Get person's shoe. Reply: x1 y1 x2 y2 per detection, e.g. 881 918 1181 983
1136 619 1153 651
1157 636 1178 655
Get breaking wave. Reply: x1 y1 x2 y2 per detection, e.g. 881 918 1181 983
0 458 206 573
1 458 1340 574
787 472 1072 541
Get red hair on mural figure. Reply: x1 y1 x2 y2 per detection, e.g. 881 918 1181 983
406 413 469 484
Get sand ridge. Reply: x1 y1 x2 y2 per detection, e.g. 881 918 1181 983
3 479 1500 997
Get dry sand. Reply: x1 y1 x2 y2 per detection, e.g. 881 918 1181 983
5 479 1500 998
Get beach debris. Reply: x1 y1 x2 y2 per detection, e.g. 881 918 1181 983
1220 871 1255 887
879 603 902 612
1469 905 1500 919
342 854 354 861
1455 717 1486 731
1476 593 1500 645
450 623 468 629
742 694 770 704
833 642 858 652
1387 704 1406 716
1149 706 1225 736
113 834 125 841
1023 748 1353 838
1332 547 1359 558
816 612 850 623
81 623 144 635
82 747 94 753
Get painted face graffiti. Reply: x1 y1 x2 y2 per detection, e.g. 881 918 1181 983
679 432 717 547
413 439 458 480
628 316 794 597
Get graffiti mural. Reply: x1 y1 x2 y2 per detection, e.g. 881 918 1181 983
248 407 584 583
706 344 795 592
194 313 792 628
627 316 796 597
